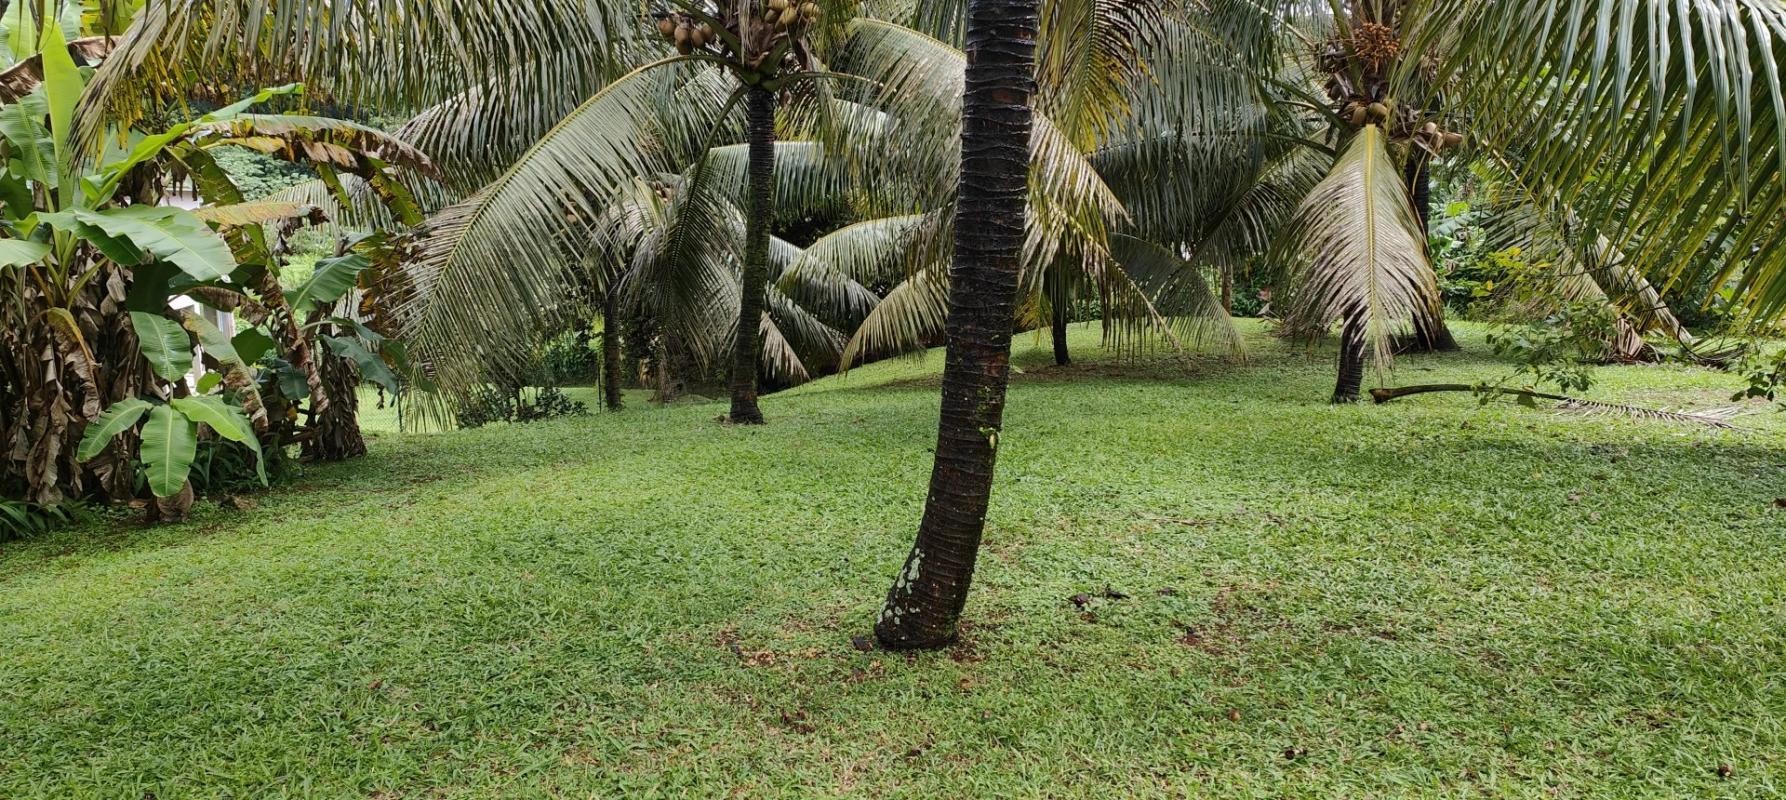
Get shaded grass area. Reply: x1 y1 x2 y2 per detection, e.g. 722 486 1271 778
2 321 1783 797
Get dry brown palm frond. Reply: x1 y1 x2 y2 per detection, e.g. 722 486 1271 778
1554 399 1747 430
0 36 117 103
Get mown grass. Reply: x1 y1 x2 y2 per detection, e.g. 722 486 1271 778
2 321 1783 798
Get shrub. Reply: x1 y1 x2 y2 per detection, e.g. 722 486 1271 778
454 386 587 429
0 499 90 541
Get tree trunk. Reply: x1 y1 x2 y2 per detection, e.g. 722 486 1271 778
875 0 1037 651
1402 153 1460 353
1332 314 1366 404
727 86 775 425
1220 263 1234 316
602 289 624 412
1049 276 1070 366
305 345 366 461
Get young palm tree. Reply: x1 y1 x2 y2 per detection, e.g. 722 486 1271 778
783 13 1243 371
1272 0 1786 400
872 0 1039 650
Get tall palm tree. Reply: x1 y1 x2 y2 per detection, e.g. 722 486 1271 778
872 0 1039 650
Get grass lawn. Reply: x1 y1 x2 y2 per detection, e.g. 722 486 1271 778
3 321 1784 798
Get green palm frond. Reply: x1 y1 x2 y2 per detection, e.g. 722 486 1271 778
628 152 747 369
764 284 846 380
393 60 730 394
1418 0 1786 319
394 39 655 190
1107 234 1244 354
839 267 949 366
1035 0 1161 149
1284 124 1436 366
75 0 643 150
1474 164 1697 347
779 213 933 321
702 140 852 219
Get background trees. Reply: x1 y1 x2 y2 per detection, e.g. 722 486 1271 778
6 0 1786 546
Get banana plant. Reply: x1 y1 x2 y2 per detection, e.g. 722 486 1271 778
76 371 264 507
0 16 435 508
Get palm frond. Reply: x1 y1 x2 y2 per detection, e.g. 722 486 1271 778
394 60 731 395
839 267 949 366
780 213 934 320
1107 234 1243 354
1035 0 1161 149
76 0 642 150
1419 0 1786 319
1284 124 1437 366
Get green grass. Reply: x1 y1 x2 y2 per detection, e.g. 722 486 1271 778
3 321 1784 798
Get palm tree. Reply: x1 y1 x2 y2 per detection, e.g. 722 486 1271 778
872 0 1039 650
1270 0 1786 400
579 152 860 395
783 13 1243 372
78 2 852 425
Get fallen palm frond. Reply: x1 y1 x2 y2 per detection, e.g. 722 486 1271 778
1369 384 1747 429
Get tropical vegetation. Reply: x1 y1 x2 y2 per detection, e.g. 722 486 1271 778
1 0 1785 791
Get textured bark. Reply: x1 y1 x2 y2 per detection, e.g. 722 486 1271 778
876 0 1037 651
258 269 331 418
147 480 195 524
1402 153 1460 353
1332 314 1367 404
3 263 153 505
602 289 624 412
728 86 775 425
304 345 366 462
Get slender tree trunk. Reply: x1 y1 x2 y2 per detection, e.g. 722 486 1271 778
875 0 1037 651
1405 152 1433 234
1402 153 1460 353
728 86 775 425
1220 263 1234 316
1048 273 1070 366
1332 314 1366 404
602 289 624 412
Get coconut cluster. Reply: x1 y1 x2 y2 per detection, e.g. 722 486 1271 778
763 0 821 29
656 14 715 55
1347 23 1401 71
1338 97 1465 152
1412 121 1465 154
654 1 820 57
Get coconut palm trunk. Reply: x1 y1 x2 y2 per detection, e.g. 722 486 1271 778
1402 152 1459 353
1221 264 1234 316
728 85 776 425
1047 272 1070 366
1332 313 1366 403
1050 300 1070 366
875 0 1038 651
602 288 624 412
